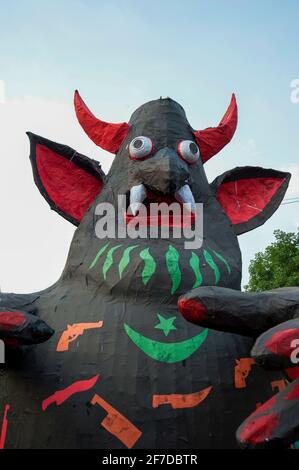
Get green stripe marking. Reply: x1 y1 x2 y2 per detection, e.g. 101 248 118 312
189 252 202 288
212 250 231 274
166 245 181 294
118 245 138 278
203 249 220 285
102 245 122 280
89 243 110 269
140 248 156 286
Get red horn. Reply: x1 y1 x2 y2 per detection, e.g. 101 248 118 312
74 90 130 154
194 94 238 164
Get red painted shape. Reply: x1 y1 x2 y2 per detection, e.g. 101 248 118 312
42 374 99 411
177 298 208 324
194 94 238 163
217 177 284 225
249 394 277 416
0 311 25 330
285 382 299 401
265 328 299 358
36 144 102 222
285 366 299 380
239 411 279 445
124 189 197 228
3 339 19 347
0 405 10 450
74 90 130 153
124 211 196 228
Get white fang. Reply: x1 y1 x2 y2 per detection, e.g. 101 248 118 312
129 184 147 216
175 184 196 213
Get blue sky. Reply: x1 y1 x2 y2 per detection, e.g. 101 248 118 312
0 0 298 291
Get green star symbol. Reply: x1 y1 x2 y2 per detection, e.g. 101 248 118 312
154 314 177 337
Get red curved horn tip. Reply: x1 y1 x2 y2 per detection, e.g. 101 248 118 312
231 93 237 107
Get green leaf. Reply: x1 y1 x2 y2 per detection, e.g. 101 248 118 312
212 250 231 274
203 249 220 285
88 243 110 269
140 248 156 286
118 245 138 278
189 252 203 288
166 245 181 294
102 245 122 280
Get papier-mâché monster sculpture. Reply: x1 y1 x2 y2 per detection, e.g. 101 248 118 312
0 91 298 449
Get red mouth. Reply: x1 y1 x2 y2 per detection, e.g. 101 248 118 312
124 190 196 228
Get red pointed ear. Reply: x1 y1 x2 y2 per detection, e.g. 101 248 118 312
211 167 291 235
27 133 105 226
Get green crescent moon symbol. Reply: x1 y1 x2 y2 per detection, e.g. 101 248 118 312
124 323 208 363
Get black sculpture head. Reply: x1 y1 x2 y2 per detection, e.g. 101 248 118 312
27 92 290 301
73 92 237 216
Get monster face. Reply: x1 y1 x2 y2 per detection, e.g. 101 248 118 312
27 93 290 300
105 98 208 229
74 93 237 230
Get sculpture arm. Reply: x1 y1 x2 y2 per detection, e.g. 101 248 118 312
178 286 299 448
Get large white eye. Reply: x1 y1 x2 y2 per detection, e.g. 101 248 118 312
177 140 200 164
129 136 153 160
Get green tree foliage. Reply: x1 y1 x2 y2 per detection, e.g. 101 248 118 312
245 229 299 292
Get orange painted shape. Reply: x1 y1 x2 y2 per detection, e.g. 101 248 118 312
271 380 287 393
0 404 10 450
234 358 256 389
57 320 103 352
152 386 212 409
91 394 142 449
